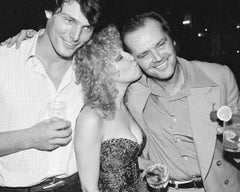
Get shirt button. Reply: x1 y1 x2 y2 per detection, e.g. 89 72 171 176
224 179 229 185
183 156 188 161
175 137 181 143
173 117 177 122
216 160 222 166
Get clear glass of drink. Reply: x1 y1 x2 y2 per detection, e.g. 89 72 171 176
145 163 169 191
223 124 240 152
47 101 66 119
223 106 240 152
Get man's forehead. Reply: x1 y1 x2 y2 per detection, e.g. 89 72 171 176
61 1 90 25
125 32 161 55
124 21 166 53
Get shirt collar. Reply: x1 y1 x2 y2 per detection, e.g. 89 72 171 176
178 57 218 88
25 29 45 65
138 57 218 97
24 29 76 83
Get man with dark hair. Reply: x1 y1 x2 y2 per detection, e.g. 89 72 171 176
0 0 101 191
121 11 240 192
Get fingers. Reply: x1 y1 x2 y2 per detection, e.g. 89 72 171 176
47 117 62 123
15 30 27 49
47 136 72 151
141 170 147 178
46 118 72 138
0 34 20 48
8 34 20 48
51 119 71 131
51 136 73 147
26 29 36 37
0 38 11 46
1 33 21 48
216 126 224 135
140 172 146 180
0 29 36 48
44 117 68 123
15 29 35 49
43 120 72 149
55 127 72 138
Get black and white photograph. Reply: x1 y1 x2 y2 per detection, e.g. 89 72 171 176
0 0 239 191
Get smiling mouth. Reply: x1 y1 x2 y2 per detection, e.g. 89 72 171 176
62 38 78 49
155 60 168 70
64 41 77 49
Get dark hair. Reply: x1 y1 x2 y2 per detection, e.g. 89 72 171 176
120 12 174 51
43 0 101 26
75 25 122 120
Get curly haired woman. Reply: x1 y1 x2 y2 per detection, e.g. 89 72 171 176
74 25 148 192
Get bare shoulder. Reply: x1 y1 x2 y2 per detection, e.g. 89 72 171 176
76 106 104 137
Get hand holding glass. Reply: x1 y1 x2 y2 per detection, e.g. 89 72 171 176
222 106 240 152
145 163 169 191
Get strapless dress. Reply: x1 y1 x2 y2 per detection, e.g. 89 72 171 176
98 134 147 192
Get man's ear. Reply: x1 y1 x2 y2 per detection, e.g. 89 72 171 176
173 40 176 46
45 10 53 19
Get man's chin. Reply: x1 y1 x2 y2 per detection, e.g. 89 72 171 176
58 52 75 60
150 71 175 81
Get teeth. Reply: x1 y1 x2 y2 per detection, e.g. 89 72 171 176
156 60 167 69
65 42 74 47
63 39 75 48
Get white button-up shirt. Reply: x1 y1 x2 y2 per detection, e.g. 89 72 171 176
0 31 83 187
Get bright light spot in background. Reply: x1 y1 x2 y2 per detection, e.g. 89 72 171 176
183 13 192 26
204 28 208 31
183 20 191 25
197 33 204 37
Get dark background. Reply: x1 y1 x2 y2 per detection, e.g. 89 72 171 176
0 0 240 84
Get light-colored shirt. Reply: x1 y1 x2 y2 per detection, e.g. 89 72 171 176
142 62 202 180
0 31 83 187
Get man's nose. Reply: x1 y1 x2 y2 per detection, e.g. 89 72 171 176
70 25 82 42
151 49 162 61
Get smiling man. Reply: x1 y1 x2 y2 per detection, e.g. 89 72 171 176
0 0 101 191
122 12 240 192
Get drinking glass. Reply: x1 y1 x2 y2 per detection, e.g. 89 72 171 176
223 106 240 152
223 124 240 152
47 101 66 119
145 163 169 191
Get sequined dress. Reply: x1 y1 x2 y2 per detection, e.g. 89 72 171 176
98 134 147 192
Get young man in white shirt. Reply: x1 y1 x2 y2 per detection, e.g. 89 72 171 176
0 0 101 191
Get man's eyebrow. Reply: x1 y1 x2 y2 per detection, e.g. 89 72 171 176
155 37 167 45
137 50 148 58
159 37 167 43
61 12 91 26
61 12 75 19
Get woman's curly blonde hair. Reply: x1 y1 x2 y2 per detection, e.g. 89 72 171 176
75 25 122 120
